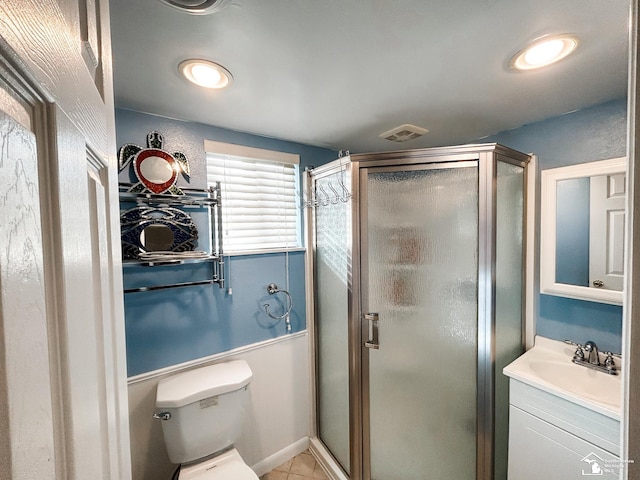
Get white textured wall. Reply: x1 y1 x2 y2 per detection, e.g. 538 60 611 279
127 333 311 480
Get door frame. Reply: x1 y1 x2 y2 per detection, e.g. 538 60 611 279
622 0 640 477
0 1 131 477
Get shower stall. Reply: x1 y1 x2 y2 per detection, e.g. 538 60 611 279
305 144 529 480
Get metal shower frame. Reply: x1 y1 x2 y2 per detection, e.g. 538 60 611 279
305 143 530 480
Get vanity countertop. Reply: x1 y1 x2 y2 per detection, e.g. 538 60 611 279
503 336 622 420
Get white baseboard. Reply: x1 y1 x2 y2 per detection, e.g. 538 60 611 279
251 437 310 477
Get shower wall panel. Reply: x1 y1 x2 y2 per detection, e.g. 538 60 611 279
494 160 526 479
314 170 351 474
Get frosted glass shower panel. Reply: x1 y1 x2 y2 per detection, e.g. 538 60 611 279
494 161 525 480
315 171 351 474
365 165 478 480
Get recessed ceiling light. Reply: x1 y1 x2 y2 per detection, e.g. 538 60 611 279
160 0 229 15
179 59 233 89
511 34 578 71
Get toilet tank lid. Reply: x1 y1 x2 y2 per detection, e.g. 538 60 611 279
156 360 253 408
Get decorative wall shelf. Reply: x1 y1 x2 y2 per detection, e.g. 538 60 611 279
118 190 219 207
119 183 225 293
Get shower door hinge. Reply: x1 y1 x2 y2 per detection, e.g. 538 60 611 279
364 312 380 349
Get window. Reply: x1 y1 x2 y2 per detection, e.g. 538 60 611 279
205 140 301 253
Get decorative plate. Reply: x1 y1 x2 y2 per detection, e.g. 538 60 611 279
118 131 190 195
120 206 199 260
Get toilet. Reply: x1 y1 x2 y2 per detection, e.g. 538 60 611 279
154 359 259 480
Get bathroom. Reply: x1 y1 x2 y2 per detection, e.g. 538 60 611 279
115 0 628 477
121 102 627 479
0 1 636 480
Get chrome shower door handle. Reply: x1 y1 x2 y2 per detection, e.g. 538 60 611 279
364 312 380 349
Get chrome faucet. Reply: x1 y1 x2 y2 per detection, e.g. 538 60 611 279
584 341 600 366
564 339 619 375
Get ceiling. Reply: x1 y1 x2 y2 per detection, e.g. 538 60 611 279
109 0 629 154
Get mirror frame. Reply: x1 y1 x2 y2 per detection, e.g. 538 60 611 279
540 156 627 305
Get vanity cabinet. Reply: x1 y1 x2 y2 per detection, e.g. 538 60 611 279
507 379 620 479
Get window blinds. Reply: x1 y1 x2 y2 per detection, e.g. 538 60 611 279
206 152 299 252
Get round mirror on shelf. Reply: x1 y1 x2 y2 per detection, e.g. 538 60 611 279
138 154 175 184
140 224 175 251
134 149 179 194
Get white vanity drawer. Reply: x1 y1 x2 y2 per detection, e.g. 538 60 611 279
509 379 620 455
508 406 619 479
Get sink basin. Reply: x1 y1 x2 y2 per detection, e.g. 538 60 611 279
503 337 623 418
529 360 621 409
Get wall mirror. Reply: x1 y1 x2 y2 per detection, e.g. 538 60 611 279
140 224 175 251
540 157 627 305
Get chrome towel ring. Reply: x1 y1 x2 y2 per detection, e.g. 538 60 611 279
263 283 293 320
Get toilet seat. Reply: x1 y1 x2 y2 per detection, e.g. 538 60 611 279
178 448 258 480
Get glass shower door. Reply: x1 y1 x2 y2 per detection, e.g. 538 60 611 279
315 169 351 474
361 163 479 480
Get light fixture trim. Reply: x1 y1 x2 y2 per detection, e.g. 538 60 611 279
159 0 230 15
179 59 233 89
511 34 579 71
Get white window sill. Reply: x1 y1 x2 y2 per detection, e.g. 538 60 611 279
223 247 306 257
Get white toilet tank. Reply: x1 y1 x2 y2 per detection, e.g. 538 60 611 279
155 360 253 465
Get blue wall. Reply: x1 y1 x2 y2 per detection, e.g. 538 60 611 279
117 98 627 374
116 108 337 376
488 98 626 352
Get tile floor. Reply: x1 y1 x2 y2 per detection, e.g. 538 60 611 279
260 449 329 480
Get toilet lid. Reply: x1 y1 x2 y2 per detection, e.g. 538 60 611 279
179 457 258 480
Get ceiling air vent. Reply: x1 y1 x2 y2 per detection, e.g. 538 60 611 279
379 124 429 142
159 0 230 15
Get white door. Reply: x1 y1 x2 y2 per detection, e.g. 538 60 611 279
589 172 626 291
0 1 131 479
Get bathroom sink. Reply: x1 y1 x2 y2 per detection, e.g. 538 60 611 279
528 360 621 408
503 337 622 419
